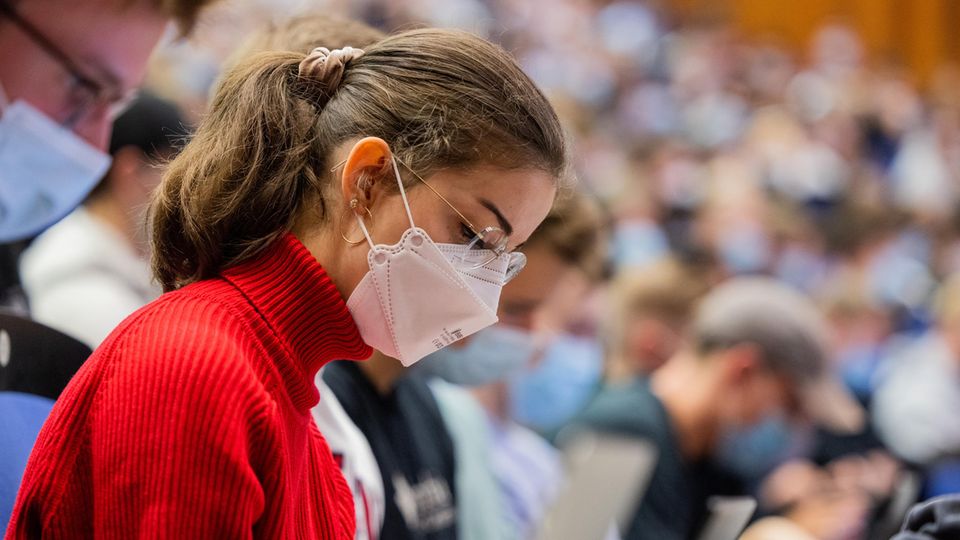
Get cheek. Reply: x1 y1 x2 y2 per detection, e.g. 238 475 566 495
0 39 70 121
404 192 464 244
369 195 420 244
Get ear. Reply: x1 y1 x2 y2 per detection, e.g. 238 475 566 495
719 343 762 386
340 137 392 213
112 146 144 180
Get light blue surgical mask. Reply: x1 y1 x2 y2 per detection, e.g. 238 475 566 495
611 219 669 271
0 86 111 243
414 325 539 387
717 221 770 275
508 333 603 433
714 414 797 483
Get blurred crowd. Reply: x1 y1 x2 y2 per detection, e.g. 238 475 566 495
6 0 960 539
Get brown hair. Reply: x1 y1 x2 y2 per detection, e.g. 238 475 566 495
150 28 568 291
525 193 608 283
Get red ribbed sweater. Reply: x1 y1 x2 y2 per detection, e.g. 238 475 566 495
6 233 373 539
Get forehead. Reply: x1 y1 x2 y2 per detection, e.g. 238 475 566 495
20 0 168 90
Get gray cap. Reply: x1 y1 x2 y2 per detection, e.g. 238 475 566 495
692 277 864 433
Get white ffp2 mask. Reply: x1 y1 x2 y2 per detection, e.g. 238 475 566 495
345 157 509 366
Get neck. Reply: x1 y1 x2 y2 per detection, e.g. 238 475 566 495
358 350 407 395
938 327 960 369
85 195 139 253
650 359 718 461
470 381 511 422
295 221 364 305
604 351 639 385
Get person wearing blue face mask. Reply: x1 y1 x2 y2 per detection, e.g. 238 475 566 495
524 256 713 438
410 193 608 540
0 2 218 532
0 0 220 246
564 277 865 540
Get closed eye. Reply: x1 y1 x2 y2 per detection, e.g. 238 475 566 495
461 223 486 248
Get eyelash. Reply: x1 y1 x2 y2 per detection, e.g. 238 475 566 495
460 223 491 250
460 223 475 243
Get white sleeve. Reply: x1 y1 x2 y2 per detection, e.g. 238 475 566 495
313 377 386 540
29 271 149 349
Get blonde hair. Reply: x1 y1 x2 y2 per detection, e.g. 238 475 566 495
934 273 960 327
150 28 568 291
525 192 608 283
602 258 709 357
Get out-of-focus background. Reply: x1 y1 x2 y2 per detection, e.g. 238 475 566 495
122 0 960 537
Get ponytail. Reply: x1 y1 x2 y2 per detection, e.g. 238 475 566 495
150 51 333 291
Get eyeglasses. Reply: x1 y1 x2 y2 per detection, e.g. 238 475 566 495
332 157 527 283
0 2 133 126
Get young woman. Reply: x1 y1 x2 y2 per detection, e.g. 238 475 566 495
7 28 566 538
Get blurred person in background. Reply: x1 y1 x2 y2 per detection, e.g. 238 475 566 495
601 256 712 381
563 277 865 540
0 0 216 245
873 274 960 477
0 1 216 532
752 451 901 540
505 276 607 436
1 94 182 534
19 93 182 349
227 14 389 540
8 28 566 538
413 192 607 540
0 0 219 420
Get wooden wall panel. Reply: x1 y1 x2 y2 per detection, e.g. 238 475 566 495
665 0 955 86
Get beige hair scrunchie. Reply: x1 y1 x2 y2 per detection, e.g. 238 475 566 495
298 46 365 91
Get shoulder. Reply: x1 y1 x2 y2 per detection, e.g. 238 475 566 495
95 283 270 405
20 209 118 289
564 379 668 440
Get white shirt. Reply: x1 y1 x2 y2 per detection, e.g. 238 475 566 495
20 207 160 349
313 375 385 540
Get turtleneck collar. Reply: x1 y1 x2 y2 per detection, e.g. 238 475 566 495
222 232 372 409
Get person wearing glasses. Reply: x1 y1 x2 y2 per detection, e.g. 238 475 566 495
0 0 215 244
0 1 216 530
7 28 565 539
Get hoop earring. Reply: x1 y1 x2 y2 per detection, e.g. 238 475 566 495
340 199 374 245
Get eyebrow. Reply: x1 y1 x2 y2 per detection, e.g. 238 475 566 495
478 198 513 236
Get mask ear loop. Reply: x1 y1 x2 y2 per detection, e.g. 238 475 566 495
355 212 377 250
391 155 416 229
354 154 417 250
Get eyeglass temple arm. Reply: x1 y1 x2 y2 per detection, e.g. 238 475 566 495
331 156 483 235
